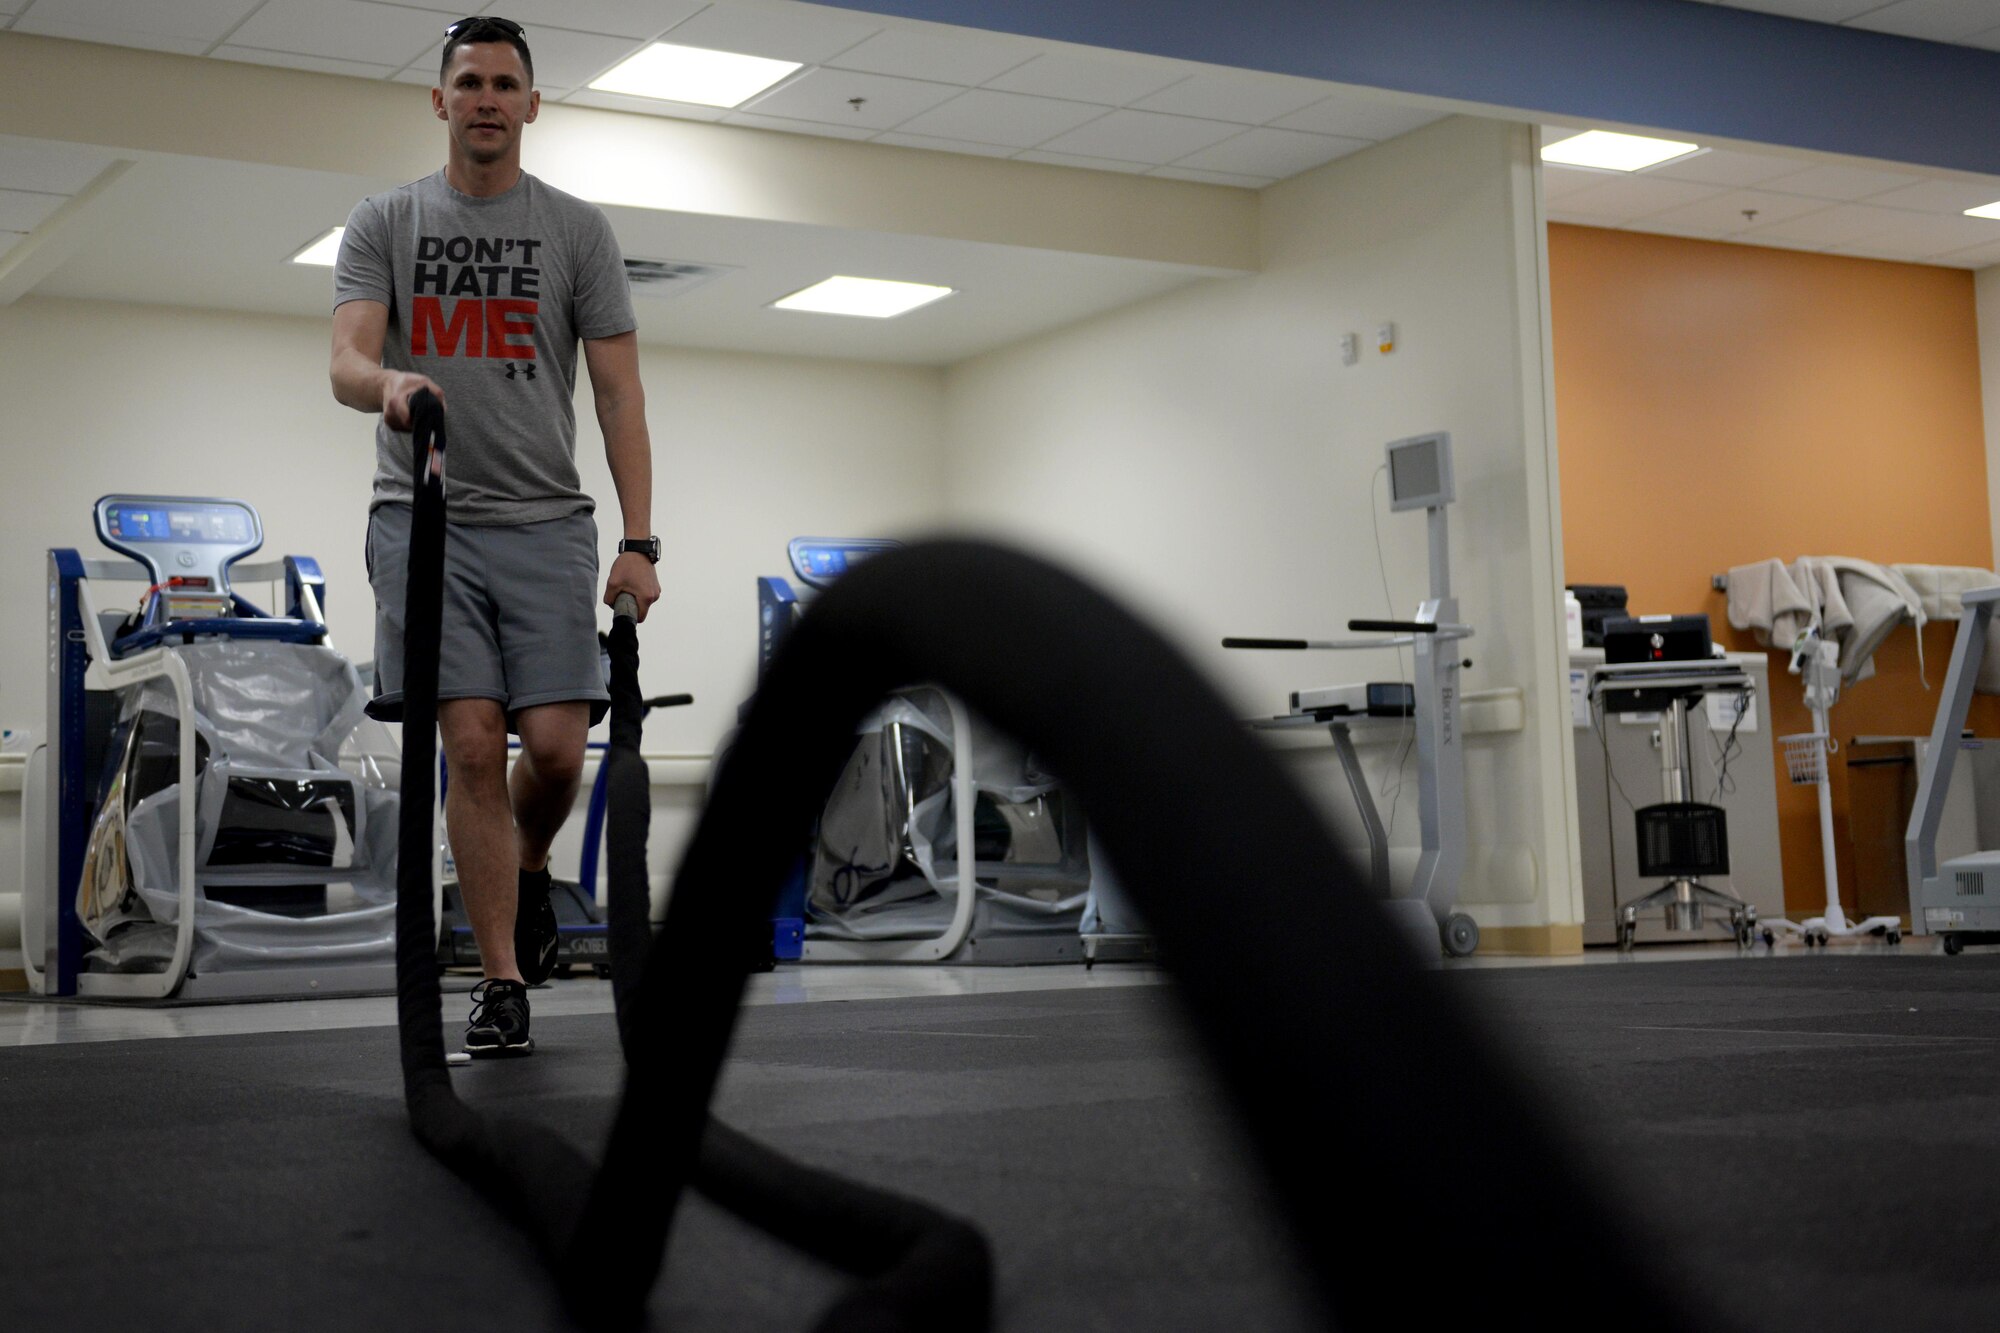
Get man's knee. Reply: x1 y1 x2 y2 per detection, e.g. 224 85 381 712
440 699 511 786
516 704 588 790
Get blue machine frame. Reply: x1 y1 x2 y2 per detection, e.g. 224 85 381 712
24 496 395 1001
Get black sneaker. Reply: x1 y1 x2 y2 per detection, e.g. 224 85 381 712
515 865 559 986
463 978 534 1059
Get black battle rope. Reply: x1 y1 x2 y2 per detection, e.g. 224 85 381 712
394 391 990 1332
600 599 993 1333
569 540 1724 1333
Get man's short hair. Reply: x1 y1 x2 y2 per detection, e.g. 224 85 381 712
441 17 534 86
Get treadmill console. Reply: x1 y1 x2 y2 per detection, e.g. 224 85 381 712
787 537 901 591
96 496 263 621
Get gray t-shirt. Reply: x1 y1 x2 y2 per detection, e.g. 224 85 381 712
334 170 637 525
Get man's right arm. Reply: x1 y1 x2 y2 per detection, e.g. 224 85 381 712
330 299 442 432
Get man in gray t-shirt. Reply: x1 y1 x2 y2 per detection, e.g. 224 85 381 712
330 18 660 1059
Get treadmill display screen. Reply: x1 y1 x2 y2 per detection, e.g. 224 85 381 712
106 503 253 545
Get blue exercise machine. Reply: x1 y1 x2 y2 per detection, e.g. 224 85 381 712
23 496 405 1000
759 538 1116 965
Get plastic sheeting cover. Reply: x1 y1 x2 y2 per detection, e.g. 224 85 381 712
81 641 401 974
808 688 1091 941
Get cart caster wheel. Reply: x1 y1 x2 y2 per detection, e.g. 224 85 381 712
593 963 613 978
1885 931 1902 946
1441 914 1480 958
1944 934 1964 956
1761 929 1776 948
1617 923 1636 952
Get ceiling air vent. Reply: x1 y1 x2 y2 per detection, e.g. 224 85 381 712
622 257 736 299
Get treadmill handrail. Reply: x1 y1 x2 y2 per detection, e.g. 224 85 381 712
1223 626 1473 652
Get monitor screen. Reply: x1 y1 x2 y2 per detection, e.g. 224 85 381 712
1385 432 1454 511
104 502 254 546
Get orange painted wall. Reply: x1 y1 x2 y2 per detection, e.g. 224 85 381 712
1549 223 1994 918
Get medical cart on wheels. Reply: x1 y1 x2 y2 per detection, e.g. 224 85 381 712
1227 432 1480 959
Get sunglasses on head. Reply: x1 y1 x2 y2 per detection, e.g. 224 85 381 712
445 16 525 40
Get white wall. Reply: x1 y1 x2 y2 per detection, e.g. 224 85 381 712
938 116 1576 932
0 295 946 918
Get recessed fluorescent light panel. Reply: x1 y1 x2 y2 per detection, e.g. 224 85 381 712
1965 201 2000 220
772 276 955 319
1542 130 1701 172
589 43 801 107
291 226 344 266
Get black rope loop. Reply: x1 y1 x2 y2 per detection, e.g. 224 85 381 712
393 391 992 1331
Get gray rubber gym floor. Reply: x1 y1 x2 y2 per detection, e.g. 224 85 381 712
4 955 1998 1330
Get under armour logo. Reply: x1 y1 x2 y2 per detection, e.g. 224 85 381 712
504 362 537 381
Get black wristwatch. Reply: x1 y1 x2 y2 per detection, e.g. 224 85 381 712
617 536 661 564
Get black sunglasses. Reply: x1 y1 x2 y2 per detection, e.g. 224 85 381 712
445 16 525 40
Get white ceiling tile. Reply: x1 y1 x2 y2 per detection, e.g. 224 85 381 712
394 66 442 86
1862 178 2000 213
561 89 730 119
1822 240 1941 264
1844 0 2000 41
739 67 959 131
1735 233 1843 255
1761 161 1927 200
12 0 262 46
228 0 452 68
0 187 65 231
1931 238 2000 266
1864 209 2000 254
502 25 645 89
0 233 22 261
1961 24 2000 49
652 1 881 64
1171 127 1368 176
6 19 210 53
1035 109 1242 165
1646 146 1813 188
1269 94 1445 141
1551 175 1727 221
1129 68 1330 125
1621 220 1731 242
484 0 705 41
1542 165 1610 201
720 110 877 140
0 136 118 194
871 131 1016 158
1151 166 1272 189
214 47 398 79
983 52 1189 106
823 26 1035 86
1744 201 1913 244
1633 187 1834 234
1709 1 1883 18
890 89 1105 149
1546 209 1627 228
1012 150 1152 175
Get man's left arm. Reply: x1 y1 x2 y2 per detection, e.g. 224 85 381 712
584 331 661 620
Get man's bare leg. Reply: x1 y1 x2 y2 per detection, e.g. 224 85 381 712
439 698 522 984
511 702 590 871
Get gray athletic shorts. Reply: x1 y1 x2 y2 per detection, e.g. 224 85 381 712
364 503 610 728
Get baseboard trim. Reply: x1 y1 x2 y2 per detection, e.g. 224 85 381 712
1474 924 1584 957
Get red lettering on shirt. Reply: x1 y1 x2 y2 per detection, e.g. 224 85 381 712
484 299 538 359
410 296 482 358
